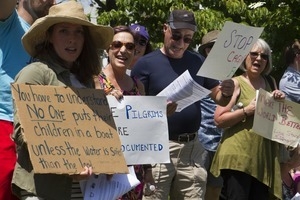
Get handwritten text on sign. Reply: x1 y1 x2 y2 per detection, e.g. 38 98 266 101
107 96 170 165
11 84 128 174
252 88 300 147
197 21 263 80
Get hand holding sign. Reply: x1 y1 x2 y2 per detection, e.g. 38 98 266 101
219 79 235 98
197 21 264 80
11 84 128 174
253 88 300 147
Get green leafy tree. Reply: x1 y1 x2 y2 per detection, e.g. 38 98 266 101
95 0 300 81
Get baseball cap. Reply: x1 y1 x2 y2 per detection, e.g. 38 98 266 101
167 10 197 32
129 24 150 41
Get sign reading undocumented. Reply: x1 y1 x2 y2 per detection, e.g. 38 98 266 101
107 95 169 165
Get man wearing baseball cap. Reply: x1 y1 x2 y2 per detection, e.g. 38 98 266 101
132 10 234 199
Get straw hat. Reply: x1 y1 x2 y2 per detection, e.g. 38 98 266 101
22 1 113 57
198 30 220 56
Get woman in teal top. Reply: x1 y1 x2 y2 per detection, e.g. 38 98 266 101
211 38 289 199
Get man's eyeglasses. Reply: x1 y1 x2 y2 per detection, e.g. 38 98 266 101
249 52 269 61
136 39 148 47
169 28 193 44
110 41 135 51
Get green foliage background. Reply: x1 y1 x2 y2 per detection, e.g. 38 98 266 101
94 0 300 82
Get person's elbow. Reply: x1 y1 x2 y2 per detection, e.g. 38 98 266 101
214 117 228 129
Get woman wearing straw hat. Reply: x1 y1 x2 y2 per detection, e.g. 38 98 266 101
12 1 113 199
1 1 54 199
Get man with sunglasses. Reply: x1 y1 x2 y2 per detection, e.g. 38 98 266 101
131 10 234 200
0 0 54 199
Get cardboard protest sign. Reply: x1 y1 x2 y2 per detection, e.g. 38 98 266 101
11 83 128 174
106 96 170 165
253 88 300 147
197 21 263 80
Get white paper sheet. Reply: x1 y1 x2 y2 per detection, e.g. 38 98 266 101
157 70 211 112
81 166 140 200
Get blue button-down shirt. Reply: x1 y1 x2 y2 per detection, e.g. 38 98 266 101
198 96 223 151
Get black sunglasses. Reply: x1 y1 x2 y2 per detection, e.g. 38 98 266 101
170 31 193 44
249 52 269 61
136 39 148 46
110 41 135 51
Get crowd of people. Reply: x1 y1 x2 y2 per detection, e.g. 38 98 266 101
1 0 299 200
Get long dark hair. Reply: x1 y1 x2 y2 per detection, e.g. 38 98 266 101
132 31 153 55
35 25 101 86
71 26 101 85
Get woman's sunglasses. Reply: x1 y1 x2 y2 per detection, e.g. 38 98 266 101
110 41 135 51
249 52 269 61
136 39 148 46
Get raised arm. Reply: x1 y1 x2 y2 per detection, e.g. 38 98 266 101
0 0 17 21
214 78 255 128
209 78 234 106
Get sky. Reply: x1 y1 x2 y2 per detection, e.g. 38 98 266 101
77 0 93 13
57 0 96 14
